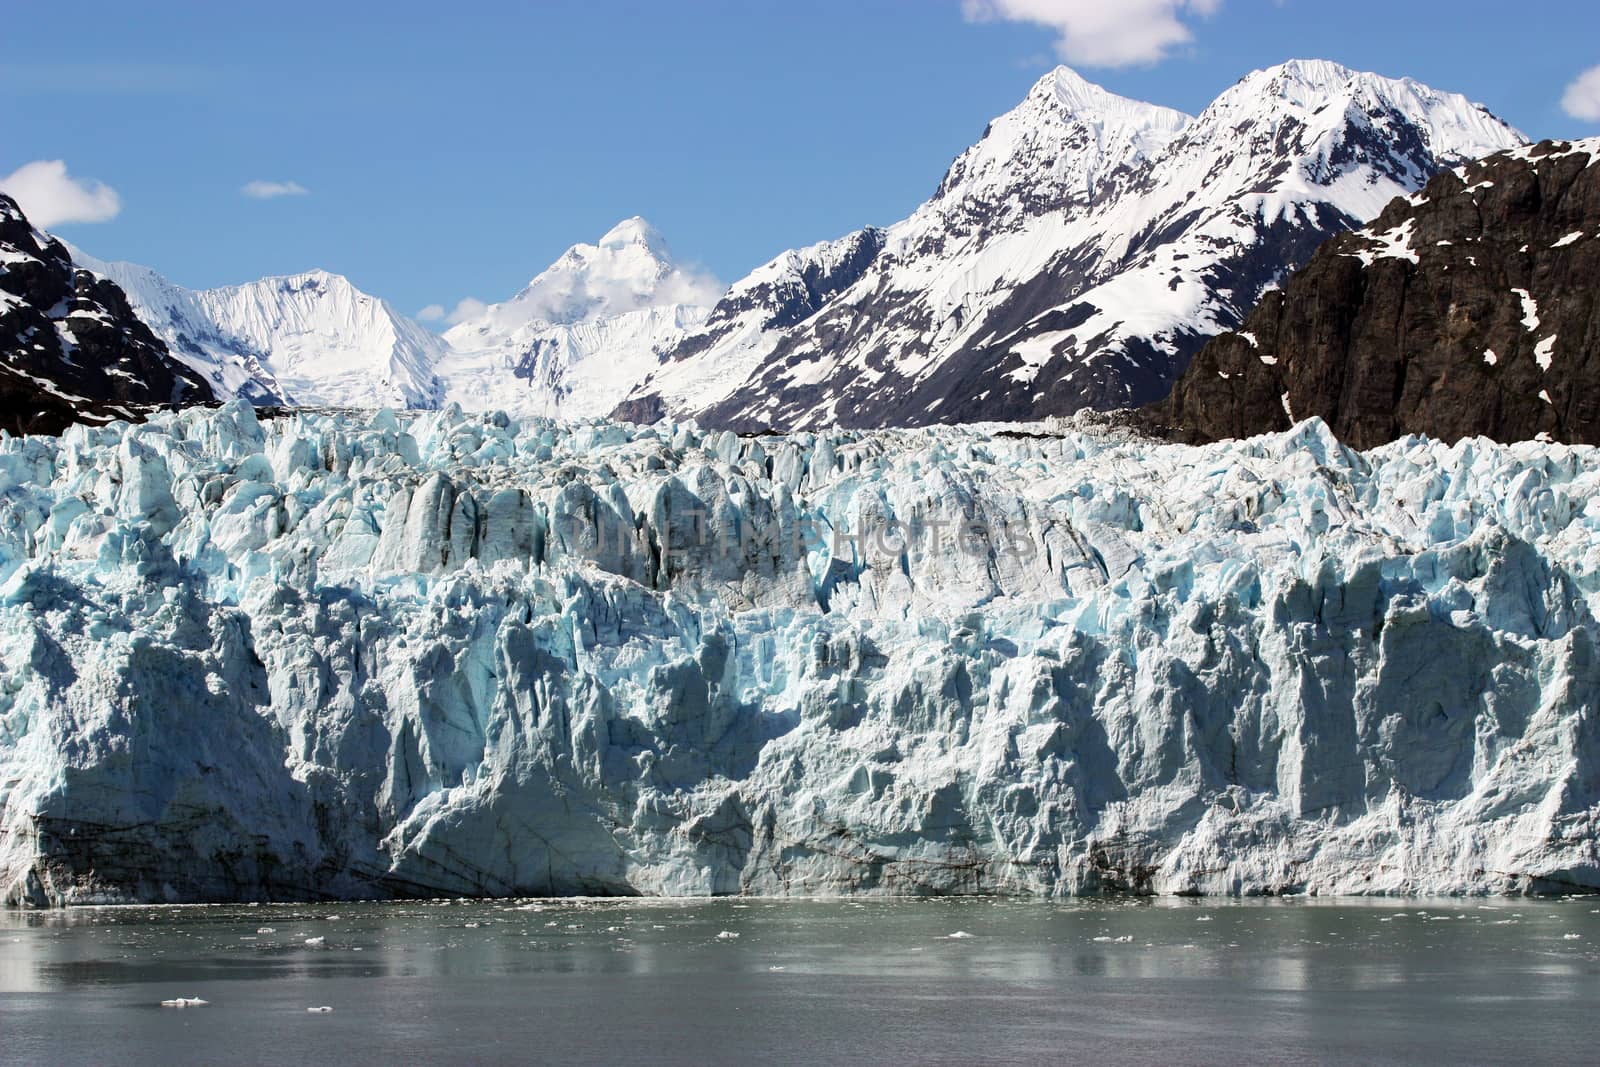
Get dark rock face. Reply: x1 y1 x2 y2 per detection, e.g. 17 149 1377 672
0 194 215 436
670 227 887 367
1152 140 1600 448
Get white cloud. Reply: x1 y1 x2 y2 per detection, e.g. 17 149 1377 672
241 179 309 200
0 159 121 227
416 304 447 322
445 297 488 325
1562 65 1600 122
511 263 725 325
640 266 724 312
961 0 1221 68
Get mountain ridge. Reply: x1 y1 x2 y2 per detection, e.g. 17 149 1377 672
35 58 1540 438
615 59 1527 431
71 250 448 409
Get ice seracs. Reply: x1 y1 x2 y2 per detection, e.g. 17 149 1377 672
2 404 1599 904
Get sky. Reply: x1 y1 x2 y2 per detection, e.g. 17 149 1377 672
3 0 1598 324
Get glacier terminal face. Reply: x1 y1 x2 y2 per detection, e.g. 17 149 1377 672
1 404 1598 904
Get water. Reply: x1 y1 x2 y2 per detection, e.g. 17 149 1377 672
3 897 1598 1065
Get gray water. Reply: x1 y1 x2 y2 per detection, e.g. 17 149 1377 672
2 897 1598 1065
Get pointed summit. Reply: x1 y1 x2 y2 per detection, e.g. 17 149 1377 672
453 218 718 334
598 216 671 257
434 217 720 419
1031 65 1142 114
1242 58 1361 99
931 65 1190 209
1180 58 1526 199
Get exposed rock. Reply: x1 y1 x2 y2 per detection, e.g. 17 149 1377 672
1153 139 1600 447
0 194 215 436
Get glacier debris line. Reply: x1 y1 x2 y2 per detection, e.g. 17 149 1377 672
1 402 1597 904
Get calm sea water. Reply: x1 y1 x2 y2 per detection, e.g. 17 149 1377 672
3 897 1598 1065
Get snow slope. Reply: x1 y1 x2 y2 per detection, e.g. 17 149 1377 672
3 405 1598 903
436 218 719 418
71 250 446 409
619 60 1527 430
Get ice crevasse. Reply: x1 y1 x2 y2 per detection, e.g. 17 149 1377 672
0 400 1597 905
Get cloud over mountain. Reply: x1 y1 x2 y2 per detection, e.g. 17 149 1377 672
0 160 121 227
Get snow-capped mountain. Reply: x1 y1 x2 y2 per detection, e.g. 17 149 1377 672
73 250 447 409
1156 137 1600 447
0 194 214 435
615 60 1528 430
69 216 713 419
611 227 888 424
436 217 720 419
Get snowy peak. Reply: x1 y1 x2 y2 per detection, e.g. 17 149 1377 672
195 270 446 408
73 250 446 409
618 58 1527 431
597 215 671 256
434 218 721 420
450 216 721 338
932 65 1190 213
1028 64 1188 135
1186 59 1525 185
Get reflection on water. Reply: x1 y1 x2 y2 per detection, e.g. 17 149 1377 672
3 897 1599 1064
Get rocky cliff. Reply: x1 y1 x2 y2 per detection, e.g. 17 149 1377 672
1153 139 1600 447
0 195 214 436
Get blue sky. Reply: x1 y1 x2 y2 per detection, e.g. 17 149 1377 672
3 0 1597 322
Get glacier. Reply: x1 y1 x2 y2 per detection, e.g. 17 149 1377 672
1 403 1598 905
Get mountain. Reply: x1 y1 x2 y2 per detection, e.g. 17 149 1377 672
609 228 890 424
1151 138 1600 448
5 405 1600 902
0 194 214 435
74 251 448 409
436 217 719 419
613 60 1527 430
